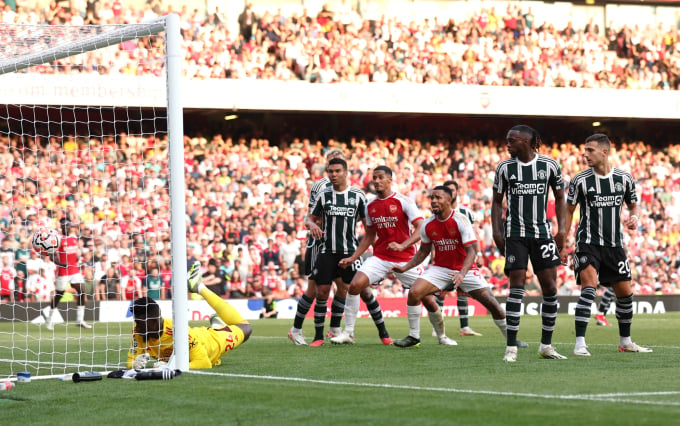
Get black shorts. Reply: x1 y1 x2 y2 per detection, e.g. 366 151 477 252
304 240 322 277
504 237 561 273
311 253 361 285
573 243 630 286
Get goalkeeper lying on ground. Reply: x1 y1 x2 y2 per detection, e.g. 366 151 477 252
127 261 252 369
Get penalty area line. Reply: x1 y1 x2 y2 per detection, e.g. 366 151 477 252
189 371 680 407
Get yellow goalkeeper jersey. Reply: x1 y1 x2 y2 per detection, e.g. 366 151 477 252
127 318 245 369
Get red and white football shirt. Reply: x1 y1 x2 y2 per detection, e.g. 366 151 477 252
421 211 478 271
365 192 423 262
56 235 80 276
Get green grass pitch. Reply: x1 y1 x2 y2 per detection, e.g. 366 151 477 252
1 313 679 425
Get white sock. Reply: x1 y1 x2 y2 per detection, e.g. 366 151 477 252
428 309 445 338
48 307 55 320
494 318 507 337
343 293 361 335
620 336 632 346
407 305 422 340
77 305 85 323
575 336 586 347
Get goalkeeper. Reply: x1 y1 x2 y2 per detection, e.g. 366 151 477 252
127 261 252 369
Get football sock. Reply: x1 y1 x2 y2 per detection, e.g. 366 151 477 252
615 293 634 338
428 309 445 338
575 286 596 338
77 305 85 323
598 287 615 314
407 305 421 340
362 292 389 338
505 287 525 346
199 286 246 325
457 295 469 328
343 293 360 334
541 293 558 345
494 318 507 337
293 294 314 330
330 295 345 329
313 298 327 341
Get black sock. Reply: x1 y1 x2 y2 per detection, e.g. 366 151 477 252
575 287 596 338
293 294 314 329
457 295 469 328
598 287 615 314
330 296 345 329
362 292 389 338
313 299 327 341
541 293 558 345
506 287 525 346
615 294 634 338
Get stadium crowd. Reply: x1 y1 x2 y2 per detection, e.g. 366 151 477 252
1 128 680 304
0 1 679 304
0 0 679 89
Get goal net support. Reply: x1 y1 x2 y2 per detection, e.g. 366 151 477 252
0 14 189 378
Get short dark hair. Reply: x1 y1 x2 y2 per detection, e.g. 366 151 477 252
132 297 160 319
373 165 393 177
443 180 458 190
327 157 347 170
432 185 453 198
585 133 610 149
510 124 542 150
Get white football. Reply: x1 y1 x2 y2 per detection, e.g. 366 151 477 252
31 228 61 255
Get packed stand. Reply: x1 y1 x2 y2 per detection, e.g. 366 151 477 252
0 1 679 89
1 128 680 303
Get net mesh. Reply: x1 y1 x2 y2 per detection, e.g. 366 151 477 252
0 21 170 378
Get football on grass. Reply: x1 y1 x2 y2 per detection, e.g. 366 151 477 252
31 228 61 255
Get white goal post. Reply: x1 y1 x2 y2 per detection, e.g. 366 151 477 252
0 14 189 378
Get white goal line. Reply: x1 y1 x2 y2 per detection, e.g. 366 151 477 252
190 371 680 408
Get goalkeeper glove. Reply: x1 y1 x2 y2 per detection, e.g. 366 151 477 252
133 353 150 370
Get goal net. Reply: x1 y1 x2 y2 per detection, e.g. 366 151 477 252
0 15 189 379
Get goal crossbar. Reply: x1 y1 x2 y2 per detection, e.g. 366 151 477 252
0 18 167 76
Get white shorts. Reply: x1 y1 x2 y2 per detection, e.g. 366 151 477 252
420 266 490 293
55 273 84 291
359 256 424 289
